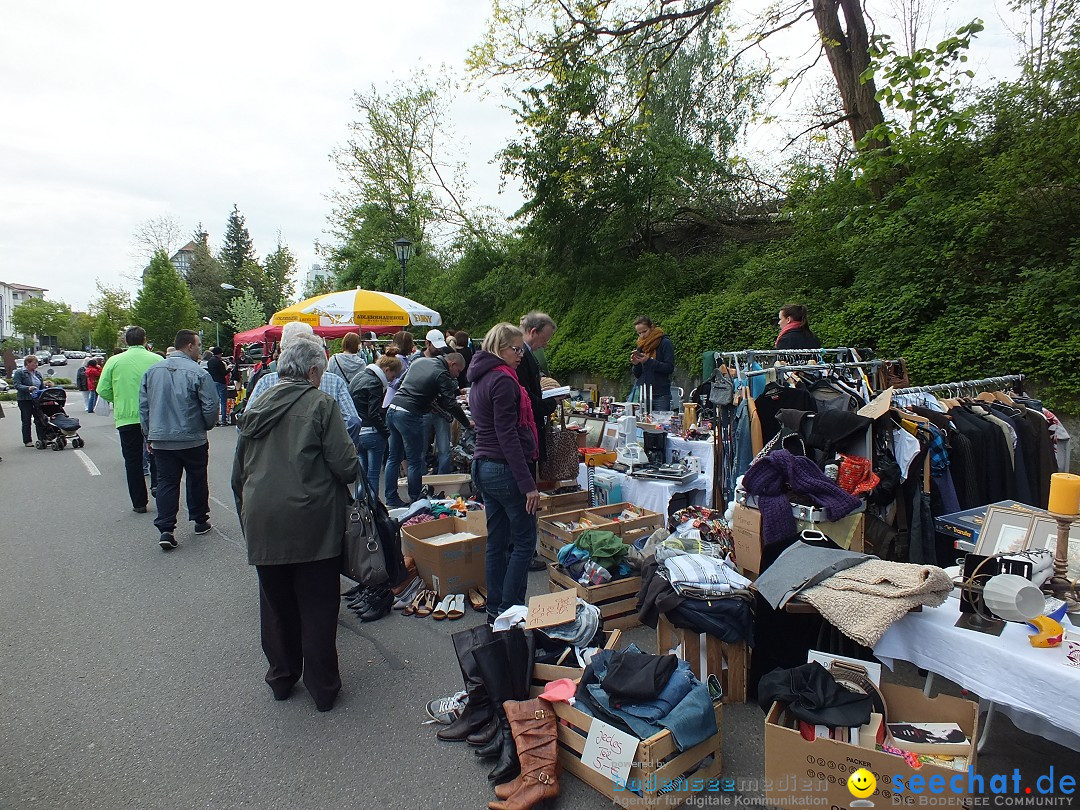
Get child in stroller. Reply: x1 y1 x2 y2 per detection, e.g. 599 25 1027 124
31 386 85 450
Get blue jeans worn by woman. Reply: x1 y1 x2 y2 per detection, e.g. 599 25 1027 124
384 406 426 507
87 390 98 413
473 458 537 621
357 431 387 501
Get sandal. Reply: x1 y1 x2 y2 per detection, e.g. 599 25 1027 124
447 594 465 620
415 590 437 618
476 584 487 600
432 594 454 620
402 589 426 616
467 588 486 612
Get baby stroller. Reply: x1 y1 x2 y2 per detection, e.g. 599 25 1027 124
32 387 85 450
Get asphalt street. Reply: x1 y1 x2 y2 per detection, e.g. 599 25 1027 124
1 395 1078 809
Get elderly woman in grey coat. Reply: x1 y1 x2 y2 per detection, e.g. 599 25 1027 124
232 335 360 712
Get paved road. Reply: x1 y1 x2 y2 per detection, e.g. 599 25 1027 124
1 402 1078 808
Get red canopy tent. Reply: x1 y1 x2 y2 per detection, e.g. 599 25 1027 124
231 323 402 362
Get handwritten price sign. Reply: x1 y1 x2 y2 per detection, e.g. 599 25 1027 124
524 589 577 629
581 717 637 786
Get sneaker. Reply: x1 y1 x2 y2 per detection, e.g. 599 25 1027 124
425 691 467 724
133 506 148 514
159 532 177 550
528 553 547 571
151 487 157 498
194 522 212 535
143 467 151 477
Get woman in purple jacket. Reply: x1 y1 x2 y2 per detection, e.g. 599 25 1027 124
467 322 540 623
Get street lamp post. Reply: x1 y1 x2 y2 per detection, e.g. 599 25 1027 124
202 316 219 347
393 238 413 297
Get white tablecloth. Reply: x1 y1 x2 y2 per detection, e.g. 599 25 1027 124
665 435 715 491
577 464 709 515
874 601 1080 751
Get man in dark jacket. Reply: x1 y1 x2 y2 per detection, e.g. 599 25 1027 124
140 330 219 550
383 353 469 508
232 338 359 712
206 347 230 426
519 312 559 570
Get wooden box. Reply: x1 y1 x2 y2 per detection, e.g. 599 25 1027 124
548 564 641 630
656 614 748 704
732 503 864 577
531 629 622 687
537 508 615 563
548 693 723 808
584 502 664 536
538 489 590 518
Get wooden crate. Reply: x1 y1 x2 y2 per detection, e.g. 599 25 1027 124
536 508 616 563
538 489 590 518
656 614 748 704
548 694 723 808
584 502 664 536
548 564 641 630
532 629 622 687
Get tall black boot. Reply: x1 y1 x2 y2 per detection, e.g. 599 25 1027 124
437 625 494 742
473 627 534 784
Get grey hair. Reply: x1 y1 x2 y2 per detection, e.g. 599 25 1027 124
278 337 327 381
519 311 555 334
280 321 315 346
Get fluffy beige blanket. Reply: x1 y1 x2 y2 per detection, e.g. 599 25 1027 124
799 559 953 647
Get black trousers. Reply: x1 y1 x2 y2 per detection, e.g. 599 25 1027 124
256 556 342 708
153 443 210 533
118 424 155 509
18 400 42 445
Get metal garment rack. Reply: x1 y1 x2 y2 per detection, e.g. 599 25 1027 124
716 347 868 365
741 359 882 379
891 375 1024 396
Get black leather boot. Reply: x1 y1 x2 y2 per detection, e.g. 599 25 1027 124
437 625 495 741
472 627 535 784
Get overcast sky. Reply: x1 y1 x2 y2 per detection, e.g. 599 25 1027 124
0 0 1024 312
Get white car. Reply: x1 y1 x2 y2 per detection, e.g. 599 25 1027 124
0 378 9 392
50 354 68 366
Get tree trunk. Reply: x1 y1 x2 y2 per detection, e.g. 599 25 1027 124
812 0 889 153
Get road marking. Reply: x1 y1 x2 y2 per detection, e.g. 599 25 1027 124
74 449 101 476
210 495 234 513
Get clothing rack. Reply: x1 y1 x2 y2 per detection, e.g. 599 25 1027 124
717 347 867 363
891 375 1023 396
741 360 882 379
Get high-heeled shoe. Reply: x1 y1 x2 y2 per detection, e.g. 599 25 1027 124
415 590 437 617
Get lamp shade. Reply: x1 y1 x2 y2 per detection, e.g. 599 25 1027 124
982 574 1045 622
393 237 413 263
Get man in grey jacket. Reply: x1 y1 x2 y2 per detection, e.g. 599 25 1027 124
140 329 219 550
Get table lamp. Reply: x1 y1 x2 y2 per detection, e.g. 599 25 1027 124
1044 473 1080 613
982 574 1045 622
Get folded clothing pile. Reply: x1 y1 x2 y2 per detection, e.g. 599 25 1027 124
399 497 484 528
575 643 718 751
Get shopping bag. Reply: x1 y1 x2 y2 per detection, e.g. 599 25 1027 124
539 409 580 481
341 481 389 587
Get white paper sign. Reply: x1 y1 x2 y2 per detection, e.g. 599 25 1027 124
580 717 637 786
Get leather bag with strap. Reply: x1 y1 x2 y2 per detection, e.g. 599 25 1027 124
341 477 390 587
539 406 580 482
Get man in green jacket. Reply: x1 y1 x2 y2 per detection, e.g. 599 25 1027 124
97 326 163 513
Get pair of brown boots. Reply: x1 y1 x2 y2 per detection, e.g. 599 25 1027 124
487 698 561 810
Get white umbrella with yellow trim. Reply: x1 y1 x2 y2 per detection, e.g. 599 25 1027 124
270 289 442 332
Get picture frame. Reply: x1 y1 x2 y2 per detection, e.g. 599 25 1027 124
582 417 606 448
1025 515 1080 577
974 506 1036 556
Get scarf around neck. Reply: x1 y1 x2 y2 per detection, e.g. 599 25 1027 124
775 320 806 347
493 365 538 461
636 327 665 358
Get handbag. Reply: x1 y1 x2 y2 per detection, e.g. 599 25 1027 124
341 479 390 587
539 407 580 481
880 358 910 390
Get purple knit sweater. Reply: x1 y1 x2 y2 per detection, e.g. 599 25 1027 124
742 450 862 545
467 350 538 495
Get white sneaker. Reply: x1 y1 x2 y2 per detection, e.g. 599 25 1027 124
425 691 467 724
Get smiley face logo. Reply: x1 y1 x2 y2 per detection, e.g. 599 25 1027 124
848 768 876 799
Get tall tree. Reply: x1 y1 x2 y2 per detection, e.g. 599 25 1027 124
132 215 182 264
11 298 71 342
225 289 268 333
219 204 257 285
262 234 298 315
185 224 228 322
132 250 199 350
89 283 132 352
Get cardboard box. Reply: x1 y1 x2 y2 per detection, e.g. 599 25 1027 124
548 565 642 630
732 503 864 577
765 683 979 810
396 473 473 497
400 516 486 597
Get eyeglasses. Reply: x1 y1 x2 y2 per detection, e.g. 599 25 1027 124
508 345 525 355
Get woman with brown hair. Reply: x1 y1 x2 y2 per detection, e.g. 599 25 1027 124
630 316 675 411
383 330 415 406
326 331 365 385
775 304 822 349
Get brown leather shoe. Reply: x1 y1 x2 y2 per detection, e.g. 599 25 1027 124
489 698 560 809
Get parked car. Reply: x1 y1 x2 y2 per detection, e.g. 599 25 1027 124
0 378 9 392
35 351 52 365
50 354 68 366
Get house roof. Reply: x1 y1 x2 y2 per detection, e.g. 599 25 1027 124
1 282 48 292
173 241 197 256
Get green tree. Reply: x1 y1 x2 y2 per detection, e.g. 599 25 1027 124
262 235 298 314
11 298 71 342
89 282 132 352
132 250 199 350
219 204 257 285
225 289 268 333
185 224 228 323
58 312 97 351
